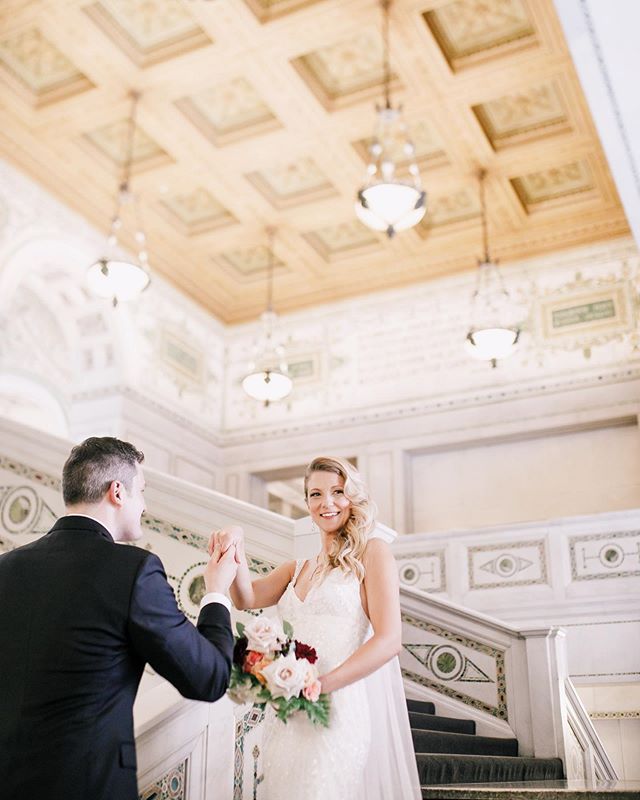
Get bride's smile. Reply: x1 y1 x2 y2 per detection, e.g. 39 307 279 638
307 471 352 534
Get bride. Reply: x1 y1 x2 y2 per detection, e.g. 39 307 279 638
217 456 421 799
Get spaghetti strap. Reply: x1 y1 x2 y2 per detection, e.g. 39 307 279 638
291 559 305 585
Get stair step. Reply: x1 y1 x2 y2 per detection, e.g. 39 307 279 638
421 780 640 800
407 698 436 715
416 754 564 787
410 710 475 735
413 729 518 757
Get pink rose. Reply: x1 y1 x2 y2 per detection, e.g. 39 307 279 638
303 663 318 687
303 679 321 703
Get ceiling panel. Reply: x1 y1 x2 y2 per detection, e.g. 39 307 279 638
0 0 630 323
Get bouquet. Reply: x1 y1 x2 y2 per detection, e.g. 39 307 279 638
227 614 330 727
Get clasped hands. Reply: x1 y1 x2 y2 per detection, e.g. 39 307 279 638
209 525 245 562
203 525 245 595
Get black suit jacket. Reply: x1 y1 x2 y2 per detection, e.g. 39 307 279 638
0 516 233 800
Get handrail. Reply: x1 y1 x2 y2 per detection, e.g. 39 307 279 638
564 678 618 780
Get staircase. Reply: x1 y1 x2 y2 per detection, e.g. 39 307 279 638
408 698 564 796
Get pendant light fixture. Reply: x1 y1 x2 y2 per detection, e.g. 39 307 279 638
355 0 426 238
465 169 520 368
87 91 151 307
242 228 293 406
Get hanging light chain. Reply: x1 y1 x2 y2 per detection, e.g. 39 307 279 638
241 226 293 405
121 90 139 193
265 225 275 315
86 88 150 306
466 167 521 366
381 0 392 110
478 168 490 264
354 0 426 237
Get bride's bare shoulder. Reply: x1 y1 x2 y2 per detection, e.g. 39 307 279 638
362 537 393 565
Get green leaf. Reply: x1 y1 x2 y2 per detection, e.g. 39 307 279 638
283 619 294 639
236 621 245 637
257 686 271 702
304 694 331 727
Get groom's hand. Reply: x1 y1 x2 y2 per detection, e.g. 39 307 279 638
210 526 245 564
204 540 238 594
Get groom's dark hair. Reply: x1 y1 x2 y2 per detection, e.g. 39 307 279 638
62 437 145 506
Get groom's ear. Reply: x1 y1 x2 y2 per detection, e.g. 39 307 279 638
107 480 125 507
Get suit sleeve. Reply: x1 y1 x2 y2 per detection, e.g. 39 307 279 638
127 553 234 701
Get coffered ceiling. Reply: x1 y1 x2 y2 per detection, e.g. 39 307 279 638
0 0 630 323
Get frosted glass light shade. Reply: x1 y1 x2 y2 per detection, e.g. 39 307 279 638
87 258 150 304
465 327 520 365
242 369 292 404
355 183 425 236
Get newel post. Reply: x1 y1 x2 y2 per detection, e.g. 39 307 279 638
521 626 570 765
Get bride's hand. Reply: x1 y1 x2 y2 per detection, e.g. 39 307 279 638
209 525 246 564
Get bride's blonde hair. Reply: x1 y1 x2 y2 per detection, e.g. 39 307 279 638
304 456 376 583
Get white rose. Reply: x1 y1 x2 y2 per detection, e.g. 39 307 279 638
261 652 308 701
244 615 286 654
228 679 263 706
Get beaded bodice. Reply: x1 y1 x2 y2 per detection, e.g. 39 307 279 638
276 561 371 673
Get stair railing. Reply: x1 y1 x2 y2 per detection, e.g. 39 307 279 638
399 585 618 780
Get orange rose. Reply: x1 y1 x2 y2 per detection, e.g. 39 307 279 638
243 651 263 672
244 651 274 685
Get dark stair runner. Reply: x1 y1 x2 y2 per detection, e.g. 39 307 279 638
407 699 564 797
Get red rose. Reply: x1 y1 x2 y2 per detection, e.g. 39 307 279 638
294 640 318 664
233 636 248 667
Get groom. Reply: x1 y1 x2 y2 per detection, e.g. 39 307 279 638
0 436 236 800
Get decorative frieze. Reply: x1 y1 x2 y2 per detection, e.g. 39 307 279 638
396 550 446 593
0 485 57 536
139 758 187 800
468 539 547 590
400 613 507 720
234 707 265 800
589 710 640 719
569 530 640 581
0 455 60 491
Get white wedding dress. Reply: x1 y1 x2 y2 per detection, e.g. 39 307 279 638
261 560 421 800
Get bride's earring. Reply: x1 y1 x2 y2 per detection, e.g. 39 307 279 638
310 519 318 534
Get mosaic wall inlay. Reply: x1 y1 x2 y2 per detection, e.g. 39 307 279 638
569 530 640 581
139 758 187 800
234 706 265 800
0 485 57 535
396 550 446 593
167 561 207 621
468 539 548 590
400 613 508 720
405 643 492 683
589 710 640 720
142 515 275 573
0 456 60 490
